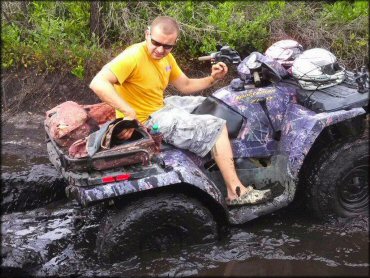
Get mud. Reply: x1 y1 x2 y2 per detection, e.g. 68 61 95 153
2 197 368 276
1 70 369 276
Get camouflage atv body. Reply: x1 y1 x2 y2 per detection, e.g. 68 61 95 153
45 50 369 262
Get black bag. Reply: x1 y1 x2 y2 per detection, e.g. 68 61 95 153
101 118 140 149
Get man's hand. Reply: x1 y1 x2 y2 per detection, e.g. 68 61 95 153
170 61 229 94
211 62 228 81
124 108 137 121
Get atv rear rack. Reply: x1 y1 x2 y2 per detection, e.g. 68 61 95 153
45 123 154 172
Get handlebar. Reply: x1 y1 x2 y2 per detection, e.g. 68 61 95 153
198 56 213 61
198 46 288 87
197 46 241 65
253 71 261 87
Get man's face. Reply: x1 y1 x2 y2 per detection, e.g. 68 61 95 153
145 26 177 60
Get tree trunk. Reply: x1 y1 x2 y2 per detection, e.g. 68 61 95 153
90 1 102 44
20 1 31 28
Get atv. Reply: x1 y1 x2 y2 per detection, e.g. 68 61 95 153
45 46 369 263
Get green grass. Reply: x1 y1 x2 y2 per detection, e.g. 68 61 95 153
1 1 368 77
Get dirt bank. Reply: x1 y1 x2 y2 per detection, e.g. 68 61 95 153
1 68 100 119
1 61 233 120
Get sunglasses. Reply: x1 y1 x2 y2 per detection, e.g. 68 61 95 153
150 36 176 50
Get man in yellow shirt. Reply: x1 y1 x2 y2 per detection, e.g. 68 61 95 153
89 16 271 206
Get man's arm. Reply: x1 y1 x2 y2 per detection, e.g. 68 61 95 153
89 67 137 119
170 62 228 94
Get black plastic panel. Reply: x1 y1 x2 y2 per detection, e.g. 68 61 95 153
192 96 244 138
281 79 369 113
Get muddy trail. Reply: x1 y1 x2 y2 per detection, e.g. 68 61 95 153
1 70 369 277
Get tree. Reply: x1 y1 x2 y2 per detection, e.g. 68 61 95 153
90 1 102 45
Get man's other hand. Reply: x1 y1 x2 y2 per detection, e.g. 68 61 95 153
211 62 228 80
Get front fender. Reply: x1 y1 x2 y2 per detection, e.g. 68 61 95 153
280 104 366 179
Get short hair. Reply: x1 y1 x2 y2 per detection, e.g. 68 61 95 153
150 16 180 36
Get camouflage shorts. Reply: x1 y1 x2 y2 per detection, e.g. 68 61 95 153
146 96 226 157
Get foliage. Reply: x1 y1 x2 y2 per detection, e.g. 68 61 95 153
1 0 368 76
321 0 368 23
318 0 369 68
71 63 85 80
1 23 22 68
1 1 106 77
268 0 368 69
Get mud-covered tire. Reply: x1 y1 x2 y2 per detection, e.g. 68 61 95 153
304 136 369 219
96 193 217 263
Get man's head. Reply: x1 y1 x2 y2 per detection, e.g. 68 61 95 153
145 16 179 60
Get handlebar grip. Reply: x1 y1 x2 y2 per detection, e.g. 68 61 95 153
253 71 261 86
198 56 212 61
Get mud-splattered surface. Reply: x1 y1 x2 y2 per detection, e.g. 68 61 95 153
1 81 369 277
1 198 368 277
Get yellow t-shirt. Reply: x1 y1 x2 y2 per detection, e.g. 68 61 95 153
107 42 183 123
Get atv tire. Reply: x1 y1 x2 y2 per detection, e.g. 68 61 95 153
305 135 369 219
96 193 217 263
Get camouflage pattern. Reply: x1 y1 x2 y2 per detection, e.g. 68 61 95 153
159 150 225 205
66 149 226 208
213 84 295 158
280 105 365 178
48 77 366 225
147 104 226 157
212 83 366 180
147 95 226 157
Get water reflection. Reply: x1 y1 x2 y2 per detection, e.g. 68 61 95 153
1 159 368 277
1 184 369 277
201 259 369 277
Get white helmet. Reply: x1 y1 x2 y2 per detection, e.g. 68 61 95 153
292 48 346 90
265 39 304 68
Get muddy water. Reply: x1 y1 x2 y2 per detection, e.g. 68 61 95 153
2 198 368 277
1 113 369 277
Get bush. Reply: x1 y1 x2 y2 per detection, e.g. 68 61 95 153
1 1 107 77
269 1 368 69
320 0 368 68
1 1 368 75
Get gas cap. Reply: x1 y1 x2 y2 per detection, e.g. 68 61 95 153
230 78 245 91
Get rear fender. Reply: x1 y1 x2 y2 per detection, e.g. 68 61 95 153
70 149 226 208
280 104 366 179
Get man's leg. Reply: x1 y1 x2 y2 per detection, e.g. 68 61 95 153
211 126 251 200
148 103 270 204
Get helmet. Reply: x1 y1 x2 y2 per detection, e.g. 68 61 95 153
237 52 289 82
292 48 346 90
265 39 304 68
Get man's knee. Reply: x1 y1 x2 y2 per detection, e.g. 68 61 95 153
217 124 228 140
